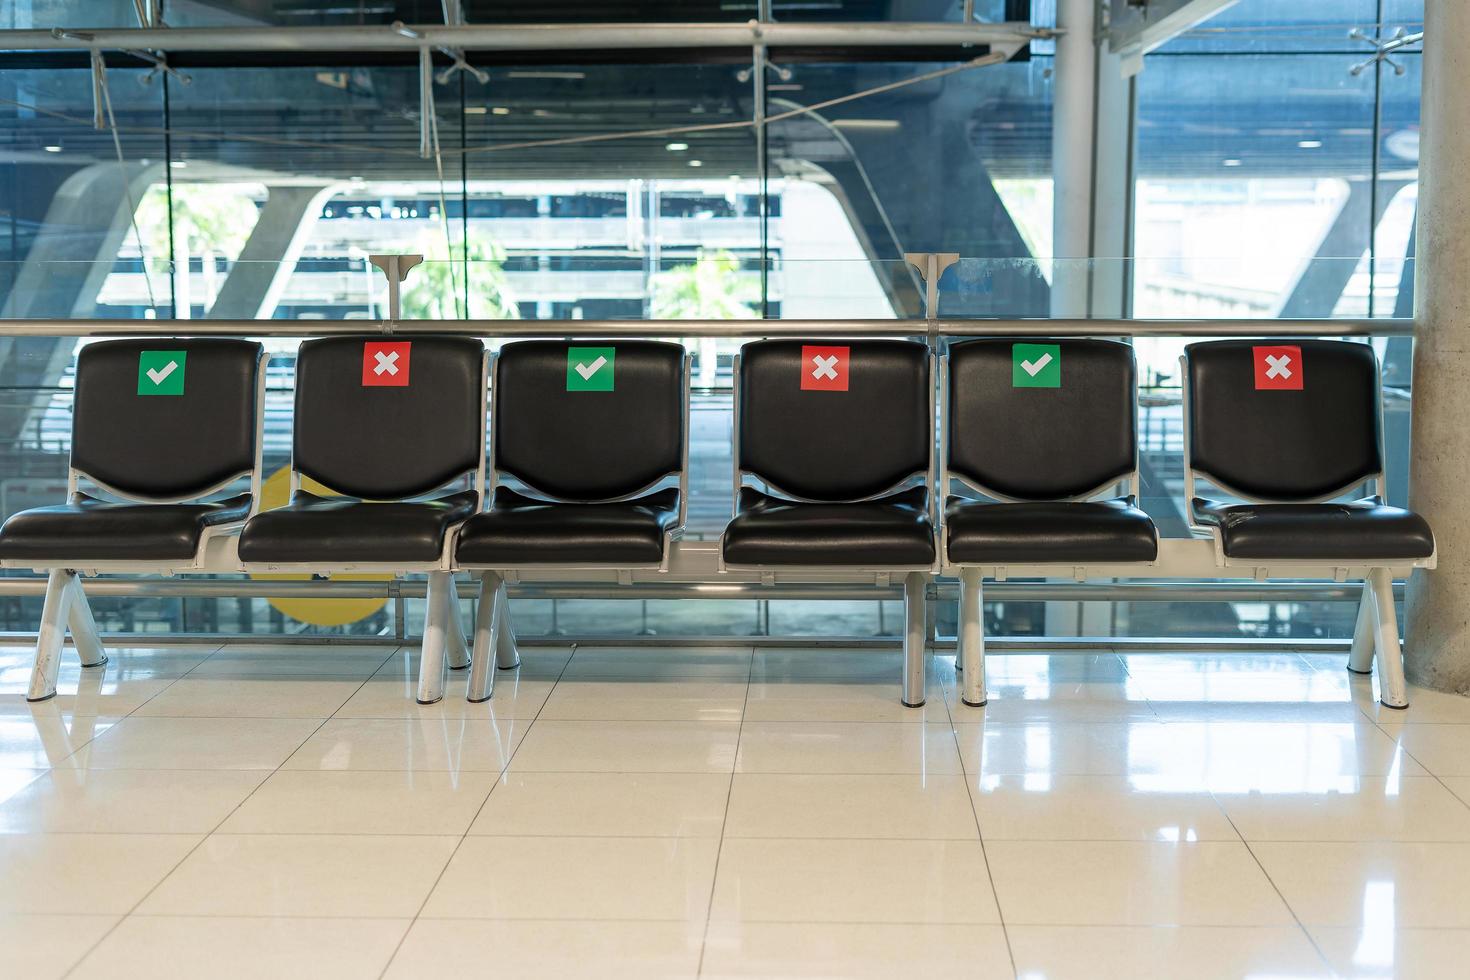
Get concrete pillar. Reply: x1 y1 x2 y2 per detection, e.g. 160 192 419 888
1405 4 1470 696
207 184 335 320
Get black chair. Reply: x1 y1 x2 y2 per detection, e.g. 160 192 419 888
721 339 936 706
454 339 690 702
1183 339 1434 708
0 338 267 702
941 338 1159 707
237 335 487 704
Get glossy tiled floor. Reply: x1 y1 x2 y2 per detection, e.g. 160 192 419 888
2 641 1469 978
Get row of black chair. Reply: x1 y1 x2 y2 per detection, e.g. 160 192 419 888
0 336 1434 709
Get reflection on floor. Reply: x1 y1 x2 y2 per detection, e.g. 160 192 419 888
1 641 1469 979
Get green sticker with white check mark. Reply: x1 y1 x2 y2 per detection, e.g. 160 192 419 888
1012 343 1060 388
567 347 615 392
137 350 187 396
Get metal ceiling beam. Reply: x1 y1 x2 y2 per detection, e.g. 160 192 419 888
4 21 1050 55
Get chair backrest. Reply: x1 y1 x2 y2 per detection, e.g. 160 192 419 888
737 339 930 501
493 340 687 501
292 335 485 499
1184 339 1382 500
71 338 263 500
947 338 1137 500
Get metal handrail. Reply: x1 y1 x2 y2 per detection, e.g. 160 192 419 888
0 317 1415 338
0 576 1400 603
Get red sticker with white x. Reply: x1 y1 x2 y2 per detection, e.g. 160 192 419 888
363 341 411 387
1253 345 1303 391
800 345 850 392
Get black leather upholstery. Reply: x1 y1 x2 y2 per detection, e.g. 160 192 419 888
71 339 262 499
737 339 930 500
1194 497 1434 562
722 485 935 567
0 492 252 562
948 338 1136 499
456 486 680 566
293 336 484 499
494 340 685 500
237 490 477 564
945 496 1158 564
1186 339 1381 499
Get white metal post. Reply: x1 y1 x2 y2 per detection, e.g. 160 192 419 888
416 570 452 704
466 571 501 702
902 571 928 707
445 574 470 671
494 579 520 670
27 569 78 702
959 567 988 707
1369 567 1409 708
64 575 107 668
1347 581 1376 674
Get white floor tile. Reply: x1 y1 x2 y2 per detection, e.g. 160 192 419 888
1251 841 1470 927
1216 775 1470 842
282 717 526 772
137 834 459 917
0 833 201 914
973 773 1239 841
1358 685 1470 724
734 721 963 775
374 646 574 683
986 840 1294 926
1444 776 1470 807
537 680 747 722
709 838 999 923
1308 925 1470 980
470 772 729 837
700 922 1013 980
0 676 176 717
0 914 119 980
559 646 752 681
332 674 554 721
949 688 1160 723
72 717 321 770
724 773 978 839
420 835 720 921
383 918 703 980
1008 925 1332 980
0 715 120 768
188 644 394 677
0 769 267 834
742 679 949 722
1390 723 1470 776
217 769 499 835
749 648 915 684
70 916 411 980
508 720 740 773
130 677 365 718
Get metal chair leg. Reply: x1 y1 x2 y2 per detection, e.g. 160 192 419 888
959 567 987 707
494 580 520 670
1347 580 1375 675
28 569 77 703
65 573 107 669
445 574 471 671
415 571 451 705
902 571 928 708
466 571 501 703
1368 567 1409 709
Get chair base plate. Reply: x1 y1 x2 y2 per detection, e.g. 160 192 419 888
1379 699 1409 710
1346 665 1372 675
415 696 443 705
962 698 987 708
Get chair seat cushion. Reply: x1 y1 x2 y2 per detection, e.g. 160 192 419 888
945 496 1158 565
238 489 476 565
722 485 935 567
0 492 252 563
456 486 680 566
1194 497 1435 562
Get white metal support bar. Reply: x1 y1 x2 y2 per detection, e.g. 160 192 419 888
902 571 928 707
958 567 987 706
27 569 79 702
368 253 424 323
416 570 453 704
1348 581 1376 674
64 574 108 670
1368 567 1409 708
494 579 520 670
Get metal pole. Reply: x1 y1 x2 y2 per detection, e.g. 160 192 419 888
5 22 1049 54
0 317 1410 339
1051 0 1097 320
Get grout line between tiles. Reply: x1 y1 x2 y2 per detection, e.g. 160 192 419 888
375 641 580 980
694 645 753 979
56 644 392 979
